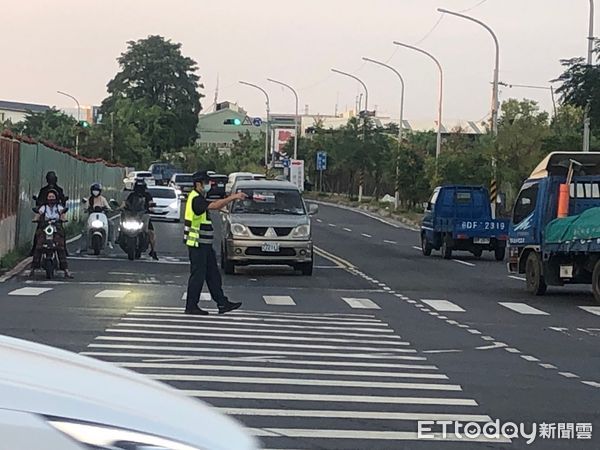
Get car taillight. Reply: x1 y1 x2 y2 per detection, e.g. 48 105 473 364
456 234 468 240
498 235 508 241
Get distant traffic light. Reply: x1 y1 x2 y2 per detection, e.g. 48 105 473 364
223 118 242 126
77 120 91 128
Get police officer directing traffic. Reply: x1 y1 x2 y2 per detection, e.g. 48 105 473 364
184 170 247 315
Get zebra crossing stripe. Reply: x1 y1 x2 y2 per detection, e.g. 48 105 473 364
263 296 296 305
341 298 380 309
8 287 52 296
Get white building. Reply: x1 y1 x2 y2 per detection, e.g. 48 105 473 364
0 100 50 124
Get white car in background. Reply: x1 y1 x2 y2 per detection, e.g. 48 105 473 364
124 171 156 190
226 172 254 194
0 334 258 450
148 186 181 222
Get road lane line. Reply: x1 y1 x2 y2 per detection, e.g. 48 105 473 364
421 299 465 312
316 219 323 223
558 372 580 379
149 374 462 391
361 233 372 238
582 381 600 388
384 240 397 244
328 223 336 227
412 246 421 251
499 302 549 315
251 429 509 442
88 343 428 360
343 227 352 232
95 336 418 353
186 390 477 406
106 328 409 346
539 363 557 369
520 355 540 362
263 295 296 306
82 352 438 370
116 362 448 379
219 408 490 422
452 259 475 267
341 298 381 310
579 306 600 316
509 275 526 281
95 290 130 298
8 287 52 296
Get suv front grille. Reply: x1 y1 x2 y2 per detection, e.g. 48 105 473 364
248 227 294 237
249 227 268 236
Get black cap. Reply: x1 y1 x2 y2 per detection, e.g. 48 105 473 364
192 170 211 183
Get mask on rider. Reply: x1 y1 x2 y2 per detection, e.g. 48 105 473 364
203 183 211 194
92 190 101 197
47 198 57 206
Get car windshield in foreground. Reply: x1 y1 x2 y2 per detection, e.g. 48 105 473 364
232 189 305 215
148 188 176 199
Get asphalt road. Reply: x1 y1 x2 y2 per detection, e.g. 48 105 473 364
1 202 599 449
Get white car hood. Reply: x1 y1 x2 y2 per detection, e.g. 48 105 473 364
0 335 257 450
153 197 178 207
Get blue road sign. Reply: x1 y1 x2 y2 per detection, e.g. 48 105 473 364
282 158 291 168
316 151 327 171
252 117 263 127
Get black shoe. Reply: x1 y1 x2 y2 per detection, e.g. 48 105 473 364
150 251 159 261
219 301 242 315
185 308 209 315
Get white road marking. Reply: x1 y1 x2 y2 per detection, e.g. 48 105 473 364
8 287 52 296
421 299 466 313
89 343 428 361
579 306 600 316
467 329 482 335
341 298 380 310
558 372 580 379
343 227 352 232
539 363 557 369
412 246 421 251
509 275 526 281
384 240 397 244
95 290 130 298
328 223 336 227
520 355 540 362
481 336 495 341
82 352 437 370
582 381 600 388
69 256 188 265
476 342 507 350
250 429 508 442
117 362 447 379
452 259 475 267
219 408 490 422
361 233 372 238
95 336 417 353
499 302 549 315
316 219 323 223
150 374 462 391
186 389 477 406
504 348 521 353
263 295 296 306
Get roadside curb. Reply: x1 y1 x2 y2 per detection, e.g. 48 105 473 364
0 257 32 283
308 199 420 232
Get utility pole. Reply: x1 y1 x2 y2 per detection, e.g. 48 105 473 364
57 90 81 155
584 0 595 152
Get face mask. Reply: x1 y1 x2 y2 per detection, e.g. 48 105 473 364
47 199 57 206
203 184 211 193
92 190 101 197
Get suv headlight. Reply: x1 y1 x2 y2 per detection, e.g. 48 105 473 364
291 224 311 239
231 223 250 237
46 418 203 450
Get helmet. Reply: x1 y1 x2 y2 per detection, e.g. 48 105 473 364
46 171 58 185
133 178 147 193
192 170 211 183
90 183 102 196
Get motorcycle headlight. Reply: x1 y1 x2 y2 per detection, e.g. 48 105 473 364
44 225 54 236
122 221 143 231
231 223 250 237
91 220 104 228
291 224 311 238
46 418 203 450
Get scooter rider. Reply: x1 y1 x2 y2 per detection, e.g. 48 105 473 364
87 183 114 248
124 179 159 260
30 189 72 278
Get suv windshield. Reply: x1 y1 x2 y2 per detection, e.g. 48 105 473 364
232 189 305 215
175 175 192 183
148 188 176 199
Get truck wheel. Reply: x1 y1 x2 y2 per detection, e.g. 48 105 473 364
441 237 452 260
494 246 506 261
421 235 432 256
471 248 483 258
592 260 600 304
525 252 547 296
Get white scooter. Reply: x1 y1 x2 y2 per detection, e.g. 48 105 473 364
82 199 110 255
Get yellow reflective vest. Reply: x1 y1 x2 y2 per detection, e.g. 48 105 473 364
184 190 214 247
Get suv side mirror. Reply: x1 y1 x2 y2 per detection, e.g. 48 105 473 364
308 204 319 215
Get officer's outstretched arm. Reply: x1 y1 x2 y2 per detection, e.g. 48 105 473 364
207 192 247 211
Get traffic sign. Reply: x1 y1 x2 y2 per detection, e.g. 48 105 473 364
282 158 291 168
252 117 263 127
316 151 327 171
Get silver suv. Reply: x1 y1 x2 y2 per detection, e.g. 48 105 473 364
221 180 318 275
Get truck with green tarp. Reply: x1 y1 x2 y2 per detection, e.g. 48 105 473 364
508 152 600 303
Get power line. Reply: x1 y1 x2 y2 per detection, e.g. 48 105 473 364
459 0 489 13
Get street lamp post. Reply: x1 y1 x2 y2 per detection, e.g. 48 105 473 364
267 78 299 160
437 8 500 136
498 82 558 118
239 81 271 168
57 90 81 155
362 57 405 209
331 68 369 202
584 0 595 152
393 42 443 159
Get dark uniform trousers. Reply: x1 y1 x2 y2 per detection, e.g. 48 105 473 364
186 244 228 310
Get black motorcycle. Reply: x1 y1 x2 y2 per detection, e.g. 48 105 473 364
113 199 153 261
32 213 68 280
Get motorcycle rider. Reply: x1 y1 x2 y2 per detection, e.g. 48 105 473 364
30 189 72 278
124 179 159 260
87 183 114 249
36 171 67 207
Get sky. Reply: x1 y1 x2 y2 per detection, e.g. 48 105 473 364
2 0 595 122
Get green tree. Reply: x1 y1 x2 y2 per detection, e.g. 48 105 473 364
11 108 78 148
101 35 203 157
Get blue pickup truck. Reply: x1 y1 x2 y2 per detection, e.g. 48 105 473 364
421 185 509 260
508 152 600 302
